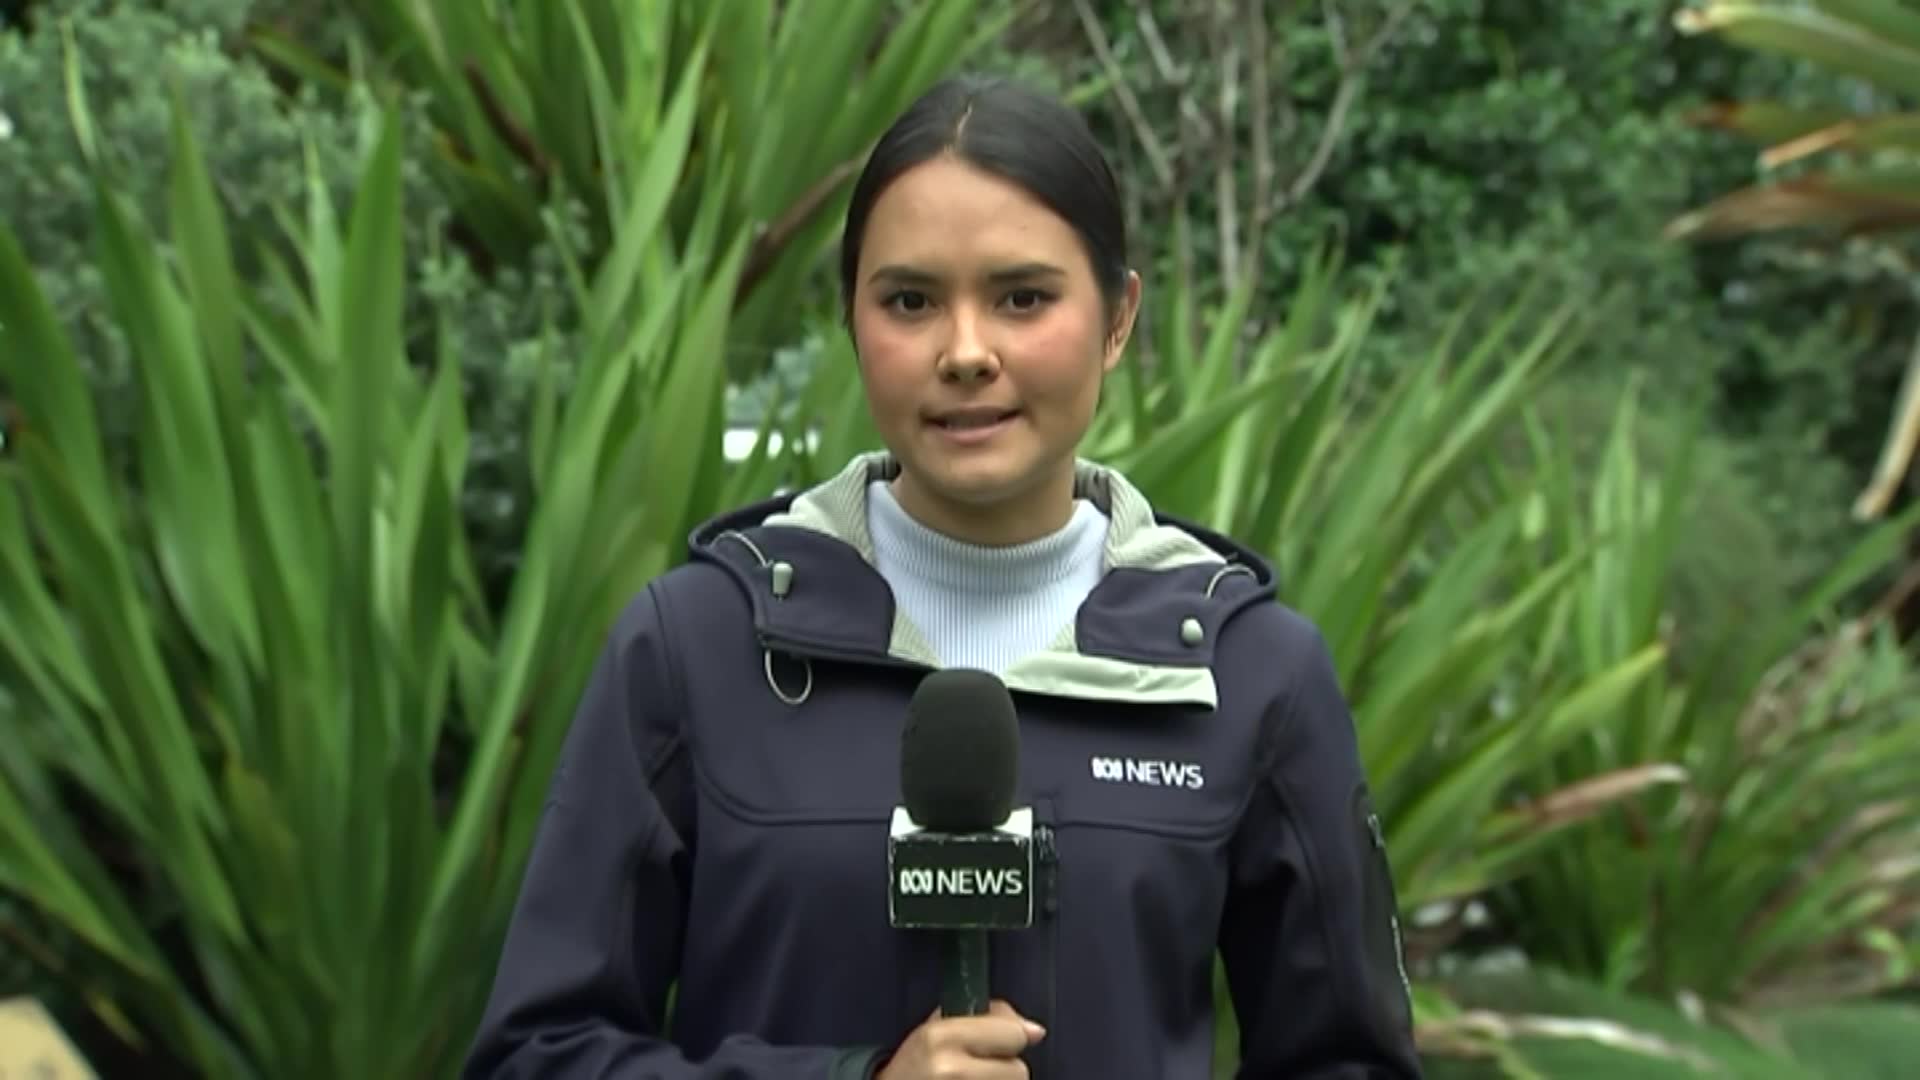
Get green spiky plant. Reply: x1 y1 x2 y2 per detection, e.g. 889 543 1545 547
1667 0 1920 524
0 0 1006 1071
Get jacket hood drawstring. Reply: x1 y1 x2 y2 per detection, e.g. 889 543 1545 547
717 529 814 706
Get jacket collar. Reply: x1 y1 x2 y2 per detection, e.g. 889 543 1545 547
689 453 1276 709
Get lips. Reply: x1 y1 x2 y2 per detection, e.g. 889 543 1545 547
929 407 1019 430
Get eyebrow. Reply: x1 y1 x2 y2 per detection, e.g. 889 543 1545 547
866 262 1069 287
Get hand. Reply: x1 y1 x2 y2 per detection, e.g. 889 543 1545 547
875 999 1046 1080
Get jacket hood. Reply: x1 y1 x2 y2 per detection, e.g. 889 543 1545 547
687 451 1278 709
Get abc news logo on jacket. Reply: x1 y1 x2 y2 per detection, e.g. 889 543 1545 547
887 807 1035 931
1089 755 1205 790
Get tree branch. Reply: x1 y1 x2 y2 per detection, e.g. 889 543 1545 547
1212 0 1242 292
1073 0 1176 191
1132 0 1182 83
1244 0 1280 291
1273 0 1415 215
1130 0 1216 148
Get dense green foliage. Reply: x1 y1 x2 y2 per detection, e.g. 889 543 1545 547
7 0 1908 616
1 1 1916 1078
998 0 1911 603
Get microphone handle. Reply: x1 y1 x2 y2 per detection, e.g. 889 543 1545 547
940 929 990 1016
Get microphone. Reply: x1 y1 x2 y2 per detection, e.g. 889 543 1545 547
889 669 1036 1018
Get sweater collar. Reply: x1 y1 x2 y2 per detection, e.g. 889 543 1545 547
864 479 1109 594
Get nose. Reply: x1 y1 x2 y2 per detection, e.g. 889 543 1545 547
936 306 1000 384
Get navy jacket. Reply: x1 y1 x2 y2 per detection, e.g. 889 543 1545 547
463 453 1423 1079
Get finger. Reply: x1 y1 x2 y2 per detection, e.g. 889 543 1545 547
987 1000 1046 1044
940 1016 1042 1058
929 1047 1029 1080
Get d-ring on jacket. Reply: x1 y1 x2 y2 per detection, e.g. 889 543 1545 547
463 452 1425 1080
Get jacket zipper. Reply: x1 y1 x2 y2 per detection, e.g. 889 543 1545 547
1033 817 1059 1080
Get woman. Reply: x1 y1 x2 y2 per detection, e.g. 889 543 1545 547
464 74 1423 1080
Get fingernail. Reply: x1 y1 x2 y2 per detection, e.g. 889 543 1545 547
1024 1020 1047 1041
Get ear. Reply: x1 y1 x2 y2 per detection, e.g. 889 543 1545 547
1102 270 1143 373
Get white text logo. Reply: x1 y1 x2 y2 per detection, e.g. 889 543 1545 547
898 867 1026 897
1090 756 1205 790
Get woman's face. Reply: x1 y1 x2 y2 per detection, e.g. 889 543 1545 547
850 156 1139 545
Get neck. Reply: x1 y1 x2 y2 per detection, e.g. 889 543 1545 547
866 480 1110 672
888 467 1077 547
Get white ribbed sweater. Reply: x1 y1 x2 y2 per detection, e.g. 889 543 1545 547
865 480 1108 675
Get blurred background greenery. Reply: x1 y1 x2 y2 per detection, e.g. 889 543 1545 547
1 0 1918 1076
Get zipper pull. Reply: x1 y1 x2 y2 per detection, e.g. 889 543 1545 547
1035 824 1059 918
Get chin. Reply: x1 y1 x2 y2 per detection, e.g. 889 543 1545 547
916 457 1048 508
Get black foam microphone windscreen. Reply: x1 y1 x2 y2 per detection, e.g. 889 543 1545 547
900 668 1019 833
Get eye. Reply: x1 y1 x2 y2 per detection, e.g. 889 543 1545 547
882 289 932 315
1003 287 1053 313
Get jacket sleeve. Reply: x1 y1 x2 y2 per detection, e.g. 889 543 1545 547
1218 617 1425 1079
461 584 887 1080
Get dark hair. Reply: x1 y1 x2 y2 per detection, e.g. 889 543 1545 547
839 74 1130 320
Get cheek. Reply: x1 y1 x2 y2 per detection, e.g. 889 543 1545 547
1015 310 1108 408
852 317 923 417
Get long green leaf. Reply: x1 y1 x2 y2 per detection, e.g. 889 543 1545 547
1679 4 1920 98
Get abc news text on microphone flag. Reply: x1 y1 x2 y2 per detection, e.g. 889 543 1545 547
888 806 1035 931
